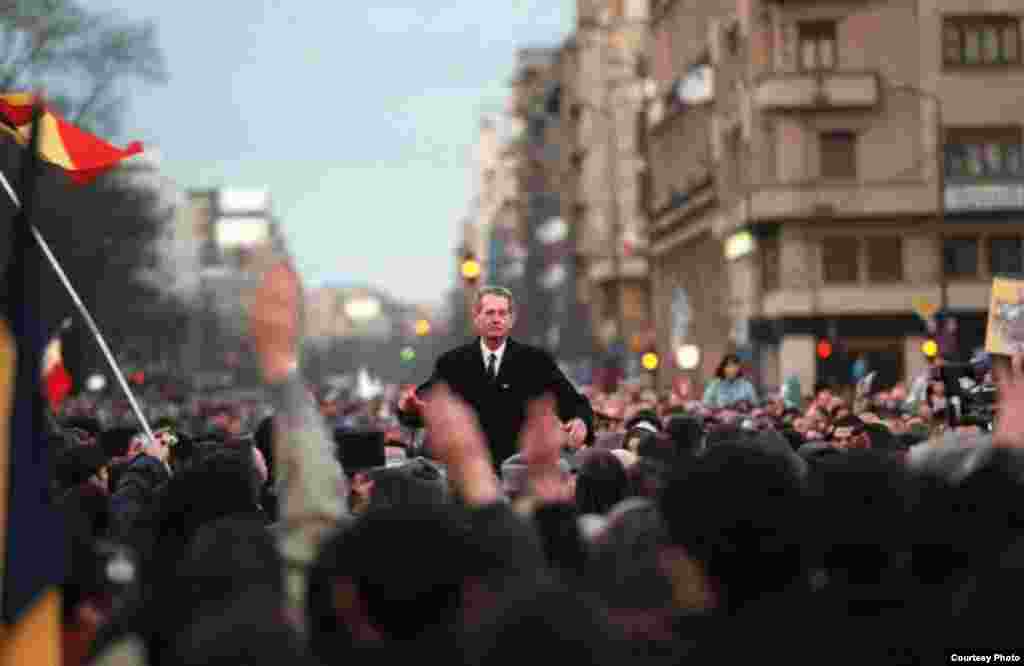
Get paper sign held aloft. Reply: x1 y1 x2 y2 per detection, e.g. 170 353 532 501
985 276 1024 355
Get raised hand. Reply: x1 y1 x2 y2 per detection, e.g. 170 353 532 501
250 260 302 384
995 352 1024 448
419 383 498 505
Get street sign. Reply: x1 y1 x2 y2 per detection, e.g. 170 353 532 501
945 183 1024 212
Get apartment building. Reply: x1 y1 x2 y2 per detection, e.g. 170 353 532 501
563 0 653 364
646 0 1024 394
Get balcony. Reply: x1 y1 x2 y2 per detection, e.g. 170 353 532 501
748 180 934 220
754 71 879 111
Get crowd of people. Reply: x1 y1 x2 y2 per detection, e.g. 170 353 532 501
42 263 1024 664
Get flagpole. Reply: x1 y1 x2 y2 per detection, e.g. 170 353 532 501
0 170 156 447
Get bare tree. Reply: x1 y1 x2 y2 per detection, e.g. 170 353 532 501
0 0 168 136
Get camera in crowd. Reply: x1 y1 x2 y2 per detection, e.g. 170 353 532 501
930 351 998 430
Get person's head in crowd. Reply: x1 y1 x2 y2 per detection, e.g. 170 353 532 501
56 444 112 493
716 354 743 381
814 383 834 407
166 589 312 666
459 575 628 666
665 414 705 458
575 448 630 516
335 429 387 514
704 424 749 451
791 416 811 436
635 432 678 466
501 454 574 508
587 500 684 638
862 422 899 453
500 454 530 501
829 414 869 451
622 427 651 456
805 452 920 600
176 446 265 543
175 515 284 613
625 409 660 435
208 406 243 438
367 465 450 512
659 443 807 614
307 503 471 658
63 416 102 445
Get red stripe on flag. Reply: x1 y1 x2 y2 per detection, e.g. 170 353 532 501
0 93 143 185
44 362 71 413
53 115 143 184
0 97 34 127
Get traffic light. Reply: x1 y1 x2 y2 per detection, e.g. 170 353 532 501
641 351 660 371
460 252 481 285
816 339 833 360
921 338 939 359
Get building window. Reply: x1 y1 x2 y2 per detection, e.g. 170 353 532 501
760 237 780 292
866 237 904 282
989 236 1024 276
943 237 980 278
822 237 859 283
799 21 837 71
944 16 1021 66
820 132 857 180
945 127 1024 179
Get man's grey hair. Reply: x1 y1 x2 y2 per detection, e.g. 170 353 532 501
474 285 516 312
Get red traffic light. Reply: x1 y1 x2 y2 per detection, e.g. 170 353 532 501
816 339 833 360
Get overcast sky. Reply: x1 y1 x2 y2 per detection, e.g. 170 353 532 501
91 1 574 304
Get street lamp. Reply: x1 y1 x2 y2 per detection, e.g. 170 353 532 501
676 344 701 370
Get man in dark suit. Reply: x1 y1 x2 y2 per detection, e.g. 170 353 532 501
398 286 593 466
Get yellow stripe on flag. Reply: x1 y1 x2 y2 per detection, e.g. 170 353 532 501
37 113 74 172
0 319 13 612
0 320 59 666
0 589 61 666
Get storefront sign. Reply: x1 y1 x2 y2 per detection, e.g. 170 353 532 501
945 183 1024 212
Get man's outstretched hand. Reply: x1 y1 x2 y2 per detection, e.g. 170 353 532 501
250 260 302 384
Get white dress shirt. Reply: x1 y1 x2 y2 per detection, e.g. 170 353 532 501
481 338 507 377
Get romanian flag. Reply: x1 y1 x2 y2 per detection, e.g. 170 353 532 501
42 334 72 414
0 298 64 666
0 97 71 666
0 93 143 185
